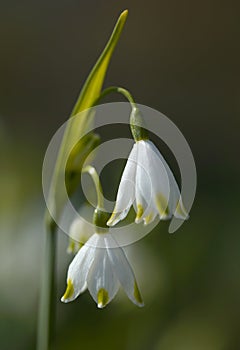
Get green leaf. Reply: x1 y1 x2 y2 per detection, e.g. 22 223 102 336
46 10 128 226
71 9 128 116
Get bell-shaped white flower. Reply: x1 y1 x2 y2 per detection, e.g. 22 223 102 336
67 206 95 254
61 232 144 308
107 139 188 227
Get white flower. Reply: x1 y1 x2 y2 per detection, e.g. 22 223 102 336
61 232 144 308
67 208 95 254
107 139 188 226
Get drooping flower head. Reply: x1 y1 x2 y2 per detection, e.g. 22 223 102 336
61 228 144 308
107 108 188 227
61 166 143 308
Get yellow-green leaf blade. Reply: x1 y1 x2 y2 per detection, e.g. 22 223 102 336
71 9 128 116
46 10 128 225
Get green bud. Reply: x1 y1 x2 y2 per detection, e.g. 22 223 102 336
130 107 149 142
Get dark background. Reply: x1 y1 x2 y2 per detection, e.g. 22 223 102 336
0 1 239 349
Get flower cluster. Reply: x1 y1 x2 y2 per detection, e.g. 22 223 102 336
61 106 188 309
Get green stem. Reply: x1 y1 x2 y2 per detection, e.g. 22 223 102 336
37 215 57 350
94 86 137 109
82 165 104 209
93 86 148 141
82 165 110 233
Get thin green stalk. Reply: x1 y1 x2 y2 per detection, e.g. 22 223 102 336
93 86 148 141
82 165 110 233
93 86 137 109
82 165 104 209
37 216 57 350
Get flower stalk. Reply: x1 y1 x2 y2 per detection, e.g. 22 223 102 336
94 86 149 141
82 165 104 210
37 217 57 350
82 165 109 233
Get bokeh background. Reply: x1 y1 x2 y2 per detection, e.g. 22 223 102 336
0 1 240 349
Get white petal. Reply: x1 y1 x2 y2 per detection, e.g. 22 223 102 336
136 141 153 203
174 196 189 220
146 141 170 196
107 244 144 307
61 233 99 303
148 141 188 219
136 141 170 221
87 247 119 308
67 205 95 254
142 204 158 225
107 144 138 226
69 215 95 244
134 142 150 223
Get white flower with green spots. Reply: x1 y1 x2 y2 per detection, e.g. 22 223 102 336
61 232 144 308
107 139 188 227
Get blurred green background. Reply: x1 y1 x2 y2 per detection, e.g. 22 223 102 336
0 1 240 349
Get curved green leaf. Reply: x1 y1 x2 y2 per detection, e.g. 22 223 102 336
46 10 128 226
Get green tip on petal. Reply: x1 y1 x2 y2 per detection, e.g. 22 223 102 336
61 279 74 302
67 239 76 254
135 204 144 223
67 240 84 254
144 212 154 225
134 280 144 307
155 193 169 219
175 200 189 219
106 211 118 226
97 288 109 308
